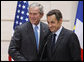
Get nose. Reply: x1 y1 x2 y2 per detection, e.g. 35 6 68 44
29 13 35 18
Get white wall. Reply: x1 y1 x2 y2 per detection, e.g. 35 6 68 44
1 1 78 61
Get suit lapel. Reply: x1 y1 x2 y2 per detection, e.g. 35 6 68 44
40 23 45 44
26 22 37 50
52 27 65 54
39 22 45 51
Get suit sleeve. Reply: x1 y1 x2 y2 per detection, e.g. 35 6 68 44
8 26 27 61
68 32 81 61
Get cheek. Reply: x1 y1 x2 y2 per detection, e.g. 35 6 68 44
37 15 41 19
36 16 39 19
52 25 57 30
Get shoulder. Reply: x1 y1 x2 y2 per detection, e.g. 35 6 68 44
62 27 77 37
15 22 31 30
40 22 51 35
40 22 48 26
63 27 73 34
40 22 48 28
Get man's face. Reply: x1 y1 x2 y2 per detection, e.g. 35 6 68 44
47 15 62 32
29 7 43 25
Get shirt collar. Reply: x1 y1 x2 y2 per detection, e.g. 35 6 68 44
32 22 40 30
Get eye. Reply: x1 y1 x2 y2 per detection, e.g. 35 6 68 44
29 13 32 15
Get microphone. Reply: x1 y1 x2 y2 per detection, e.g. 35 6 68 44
40 40 48 61
40 32 52 61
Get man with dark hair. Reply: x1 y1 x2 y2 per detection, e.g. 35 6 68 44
41 9 81 61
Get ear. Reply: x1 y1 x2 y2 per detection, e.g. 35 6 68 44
60 18 62 24
40 13 44 18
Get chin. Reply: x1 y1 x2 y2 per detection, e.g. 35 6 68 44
51 30 56 32
50 30 54 32
30 21 36 24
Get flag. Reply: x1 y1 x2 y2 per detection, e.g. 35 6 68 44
8 1 29 61
73 1 83 61
13 1 29 30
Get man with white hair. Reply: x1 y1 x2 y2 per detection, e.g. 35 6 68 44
8 2 50 61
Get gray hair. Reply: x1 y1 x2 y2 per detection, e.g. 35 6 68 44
29 2 44 14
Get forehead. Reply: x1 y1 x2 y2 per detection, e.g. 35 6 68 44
29 7 39 12
47 15 56 20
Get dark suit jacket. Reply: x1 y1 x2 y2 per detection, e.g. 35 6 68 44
41 27 81 61
8 22 50 61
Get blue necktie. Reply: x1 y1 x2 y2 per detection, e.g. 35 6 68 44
34 26 39 50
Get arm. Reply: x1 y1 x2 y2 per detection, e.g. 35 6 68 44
68 32 81 61
8 26 27 61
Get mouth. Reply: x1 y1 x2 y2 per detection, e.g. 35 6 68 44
49 28 53 31
49 27 54 32
31 18 36 20
30 19 37 22
49 27 53 29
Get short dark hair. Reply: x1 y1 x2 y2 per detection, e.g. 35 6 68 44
47 9 62 21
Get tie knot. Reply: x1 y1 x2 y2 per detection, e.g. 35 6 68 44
35 26 38 29
54 34 56 36
51 33 57 51
53 34 56 37
52 34 56 40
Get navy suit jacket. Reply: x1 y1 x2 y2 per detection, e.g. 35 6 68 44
41 27 81 61
8 22 50 61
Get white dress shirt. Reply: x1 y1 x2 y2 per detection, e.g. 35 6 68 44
53 26 63 43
